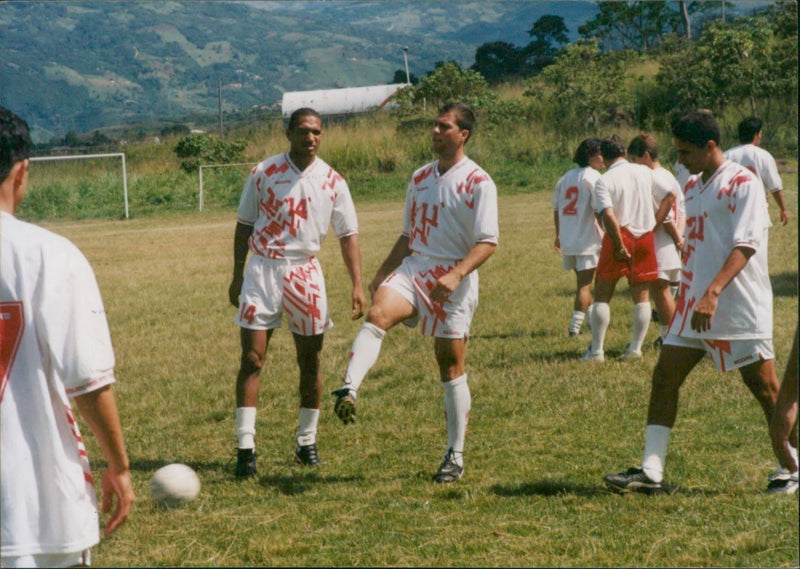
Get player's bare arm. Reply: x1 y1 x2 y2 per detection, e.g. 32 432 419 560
369 234 412 297
430 242 497 303
691 245 754 332
553 210 561 253
600 207 630 262
229 221 254 307
73 385 134 537
339 233 366 320
770 190 790 225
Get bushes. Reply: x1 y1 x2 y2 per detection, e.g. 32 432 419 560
174 134 247 173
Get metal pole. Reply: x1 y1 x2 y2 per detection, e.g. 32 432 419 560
199 166 204 211
121 153 129 219
218 80 223 137
402 47 410 84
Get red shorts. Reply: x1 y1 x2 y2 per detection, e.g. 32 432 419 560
596 228 658 284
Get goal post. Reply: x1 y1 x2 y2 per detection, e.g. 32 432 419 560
29 152 130 218
198 162 257 211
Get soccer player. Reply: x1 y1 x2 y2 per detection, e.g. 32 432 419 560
330 102 498 483
627 133 686 343
1 106 134 567
768 325 798 494
724 116 789 226
604 110 792 494
582 135 659 362
229 107 365 476
552 138 604 336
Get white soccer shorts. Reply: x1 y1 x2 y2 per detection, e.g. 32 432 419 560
235 255 332 336
380 255 478 339
664 333 774 373
562 252 599 272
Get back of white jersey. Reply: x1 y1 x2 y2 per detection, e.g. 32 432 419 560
552 166 603 255
1 212 115 557
724 143 782 193
592 160 656 237
652 166 683 271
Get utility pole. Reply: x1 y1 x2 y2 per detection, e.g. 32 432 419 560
402 46 411 84
218 80 223 137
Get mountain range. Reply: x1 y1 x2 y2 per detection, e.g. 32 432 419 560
1 1 599 141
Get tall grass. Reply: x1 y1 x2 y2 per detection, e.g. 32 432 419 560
36 174 798 567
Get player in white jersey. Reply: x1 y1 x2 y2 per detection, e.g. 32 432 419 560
331 103 499 483
229 107 365 476
724 116 789 226
552 138 604 336
627 134 685 343
583 135 659 362
605 110 792 495
0 107 133 568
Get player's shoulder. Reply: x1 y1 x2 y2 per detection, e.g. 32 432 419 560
2 213 87 264
410 160 437 184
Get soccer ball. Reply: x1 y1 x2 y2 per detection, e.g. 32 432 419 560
150 463 201 506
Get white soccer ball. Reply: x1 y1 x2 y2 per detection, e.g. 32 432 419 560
150 463 201 506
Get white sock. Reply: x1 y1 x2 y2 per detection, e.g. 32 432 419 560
641 424 671 483
569 310 585 334
236 407 257 450
586 303 594 329
776 444 799 476
670 283 679 298
590 302 610 354
660 324 669 340
297 407 320 447
442 374 470 467
342 322 386 398
630 302 651 354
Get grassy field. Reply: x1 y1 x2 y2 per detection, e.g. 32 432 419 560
39 174 798 567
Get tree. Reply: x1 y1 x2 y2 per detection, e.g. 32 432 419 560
393 61 497 116
523 15 569 73
472 41 527 83
526 39 635 129
578 1 681 52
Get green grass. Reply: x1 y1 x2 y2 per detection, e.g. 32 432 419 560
37 173 798 567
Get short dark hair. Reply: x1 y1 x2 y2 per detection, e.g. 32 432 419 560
0 106 31 184
438 102 476 143
672 110 721 147
600 134 626 162
287 107 322 131
573 137 602 168
737 116 762 144
627 133 659 161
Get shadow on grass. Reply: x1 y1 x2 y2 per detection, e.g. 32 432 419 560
771 271 798 297
472 329 547 341
491 479 609 497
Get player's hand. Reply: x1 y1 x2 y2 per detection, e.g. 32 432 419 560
228 275 243 308
613 246 631 263
780 209 790 226
690 291 718 332
430 271 460 304
674 236 685 253
351 287 366 320
101 465 134 537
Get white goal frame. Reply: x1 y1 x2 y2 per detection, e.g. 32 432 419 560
198 162 257 211
30 153 130 218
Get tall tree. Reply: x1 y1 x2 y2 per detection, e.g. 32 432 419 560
524 15 569 73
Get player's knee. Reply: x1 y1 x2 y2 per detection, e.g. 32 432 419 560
366 304 392 330
241 348 265 373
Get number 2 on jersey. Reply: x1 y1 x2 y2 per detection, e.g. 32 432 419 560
562 186 579 216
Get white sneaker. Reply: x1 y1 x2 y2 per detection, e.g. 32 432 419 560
766 473 798 495
619 343 643 361
580 346 604 362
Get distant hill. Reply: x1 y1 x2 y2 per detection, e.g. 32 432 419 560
1 0 598 141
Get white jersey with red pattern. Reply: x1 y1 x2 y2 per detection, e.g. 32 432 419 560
668 161 772 340
403 156 498 260
1 212 115 558
237 153 358 260
724 143 782 193
552 166 603 255
592 159 656 238
652 166 684 272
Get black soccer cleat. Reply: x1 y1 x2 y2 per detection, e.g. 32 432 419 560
332 387 356 425
235 448 257 479
295 443 324 466
434 448 463 483
603 467 663 495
